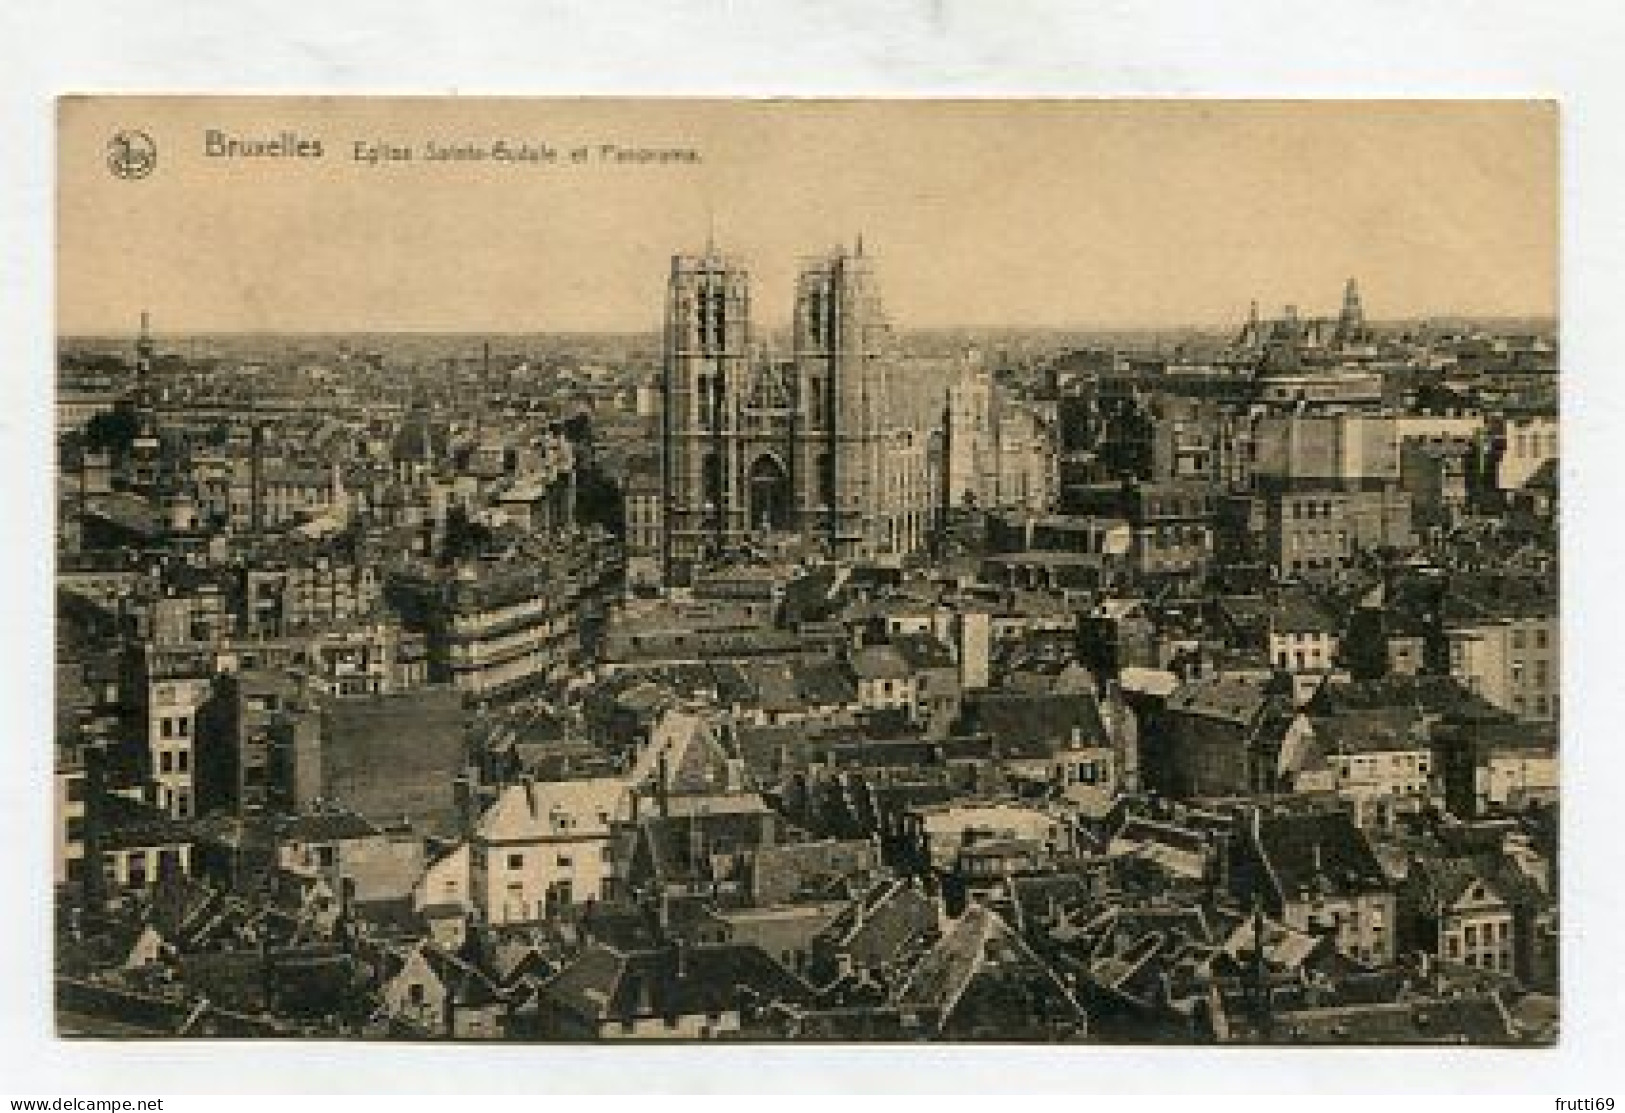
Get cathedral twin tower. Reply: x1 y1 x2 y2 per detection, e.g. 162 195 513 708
661 239 934 583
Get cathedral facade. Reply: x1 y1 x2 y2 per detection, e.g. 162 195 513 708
660 241 938 582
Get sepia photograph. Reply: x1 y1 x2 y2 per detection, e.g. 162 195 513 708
51 96 1560 1047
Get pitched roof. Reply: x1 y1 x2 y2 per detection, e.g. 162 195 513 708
630 708 736 794
1165 675 1275 726
894 903 1084 1032
277 809 382 844
816 878 939 962
1270 592 1342 636
1273 993 1519 1045
541 941 814 1023
1255 812 1390 903
957 691 1109 756
1310 707 1426 755
475 776 629 843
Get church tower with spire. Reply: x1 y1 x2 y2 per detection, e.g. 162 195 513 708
127 310 163 494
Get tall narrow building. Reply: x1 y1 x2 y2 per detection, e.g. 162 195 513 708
127 310 163 495
1336 277 1367 347
661 245 754 581
792 240 894 556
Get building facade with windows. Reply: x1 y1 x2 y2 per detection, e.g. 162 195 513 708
469 776 631 924
660 241 941 582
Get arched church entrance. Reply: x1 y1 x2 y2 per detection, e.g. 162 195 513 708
747 453 793 532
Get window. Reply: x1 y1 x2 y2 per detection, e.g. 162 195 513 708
556 854 573 869
507 853 525 870
159 751 174 774
160 717 174 739
1465 924 1478 947
176 716 191 738
176 749 189 774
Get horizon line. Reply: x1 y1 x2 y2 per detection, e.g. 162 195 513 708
57 311 1560 342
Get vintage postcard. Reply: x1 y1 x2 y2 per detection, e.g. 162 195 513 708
54 97 1558 1044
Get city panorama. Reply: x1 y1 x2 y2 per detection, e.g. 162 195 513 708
53 99 1558 1045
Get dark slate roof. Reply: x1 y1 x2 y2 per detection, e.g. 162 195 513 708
1309 707 1426 755
956 691 1109 756
1256 812 1389 902
1306 676 1497 720
815 878 937 962
276 810 382 843
352 896 426 940
779 565 843 627
892 632 957 672
1406 855 1495 911
1165 675 1275 726
894 902 1084 1032
800 658 859 706
1270 591 1342 635
541 941 814 1023
1273 993 1519 1045
98 792 196 851
1441 573 1557 624
1523 457 1558 492
750 839 877 905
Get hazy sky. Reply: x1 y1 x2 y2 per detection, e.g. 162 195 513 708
58 98 1556 335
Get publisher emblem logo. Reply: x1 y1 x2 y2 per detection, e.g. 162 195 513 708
107 130 157 180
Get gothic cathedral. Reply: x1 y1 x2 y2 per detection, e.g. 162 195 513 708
661 240 932 583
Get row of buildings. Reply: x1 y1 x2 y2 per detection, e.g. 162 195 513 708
53 254 1558 1043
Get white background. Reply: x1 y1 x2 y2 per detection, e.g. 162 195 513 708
1 0 1619 1095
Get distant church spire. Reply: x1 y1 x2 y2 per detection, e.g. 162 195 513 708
1337 277 1366 344
136 309 154 369
134 310 157 415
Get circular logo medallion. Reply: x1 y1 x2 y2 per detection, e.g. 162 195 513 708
107 130 157 180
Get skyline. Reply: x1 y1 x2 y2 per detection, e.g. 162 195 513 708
59 99 1557 335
